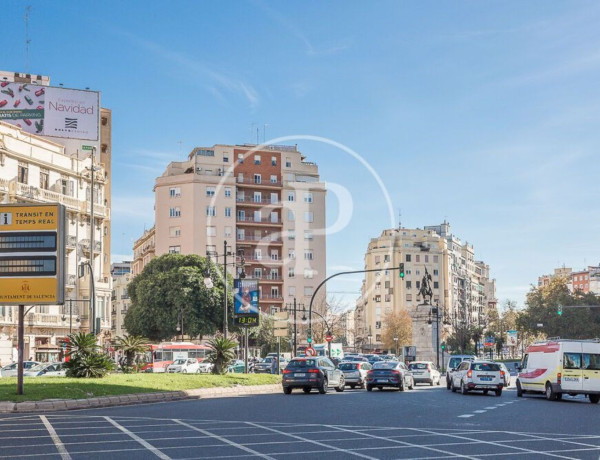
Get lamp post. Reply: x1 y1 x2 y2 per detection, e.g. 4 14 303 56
85 148 99 335
394 335 398 357
176 307 184 342
428 303 441 369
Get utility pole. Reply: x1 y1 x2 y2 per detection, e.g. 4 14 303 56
293 298 297 357
89 147 96 335
223 240 228 340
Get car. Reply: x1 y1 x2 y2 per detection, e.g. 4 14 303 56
345 356 369 362
282 356 345 394
254 357 279 374
0 361 40 377
497 362 511 387
338 361 372 389
197 361 214 373
409 361 441 386
23 362 66 377
227 360 245 373
166 358 200 373
366 361 414 391
445 355 476 389
451 360 504 396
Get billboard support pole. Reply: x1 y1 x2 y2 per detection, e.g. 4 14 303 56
244 328 249 374
277 337 281 375
90 147 96 335
223 240 228 340
17 305 24 395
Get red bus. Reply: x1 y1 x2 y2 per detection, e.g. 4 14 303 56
141 342 211 373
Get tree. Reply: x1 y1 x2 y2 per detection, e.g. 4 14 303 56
63 332 114 378
446 322 477 355
207 336 238 374
124 254 230 341
381 310 412 354
114 335 149 372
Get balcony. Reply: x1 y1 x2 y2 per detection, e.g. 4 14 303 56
236 235 282 244
250 275 283 282
236 196 282 207
79 239 102 253
66 274 77 286
236 175 282 188
236 216 281 226
66 235 77 250
260 294 284 301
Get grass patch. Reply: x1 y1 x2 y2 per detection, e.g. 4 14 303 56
0 373 281 402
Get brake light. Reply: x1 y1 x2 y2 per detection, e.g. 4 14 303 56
367 370 373 375
283 369 292 374
308 369 320 374
467 370 472 378
391 370 401 375
557 372 561 385
500 371 505 378
427 364 431 372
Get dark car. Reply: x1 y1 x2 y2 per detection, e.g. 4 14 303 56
254 357 278 374
282 357 345 394
366 361 414 391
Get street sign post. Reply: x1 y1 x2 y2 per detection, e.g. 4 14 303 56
325 334 332 342
305 347 316 357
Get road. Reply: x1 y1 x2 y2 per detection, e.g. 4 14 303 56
2 384 599 459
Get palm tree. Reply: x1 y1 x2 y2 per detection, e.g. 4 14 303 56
67 332 100 358
207 336 238 374
114 335 149 370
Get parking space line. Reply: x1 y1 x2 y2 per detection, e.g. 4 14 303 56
245 421 378 459
104 416 171 459
507 431 600 450
174 418 277 460
458 414 474 418
40 415 71 460
328 424 482 460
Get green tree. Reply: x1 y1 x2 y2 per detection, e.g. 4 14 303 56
114 335 149 372
124 254 231 341
207 336 238 374
381 310 413 354
64 332 114 378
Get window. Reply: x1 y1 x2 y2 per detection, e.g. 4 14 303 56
17 162 30 184
406 294 412 301
223 154 229 163
238 153 244 163
304 192 313 203
169 187 181 198
433 269 439 276
406 269 412 275
224 226 232 237
225 207 232 217
583 353 600 370
288 192 295 201
206 186 215 197
206 226 216 237
434 281 439 289
254 174 261 184
206 206 216 217
286 158 291 167
169 246 181 254
375 308 381 316
406 281 412 289
288 286 296 297
288 267 295 278
416 281 421 289
385 294 391 302
271 287 279 297
254 155 261 165
424 255 429 263
304 286 314 296
270 175 277 183
415 255 420 262
288 210 295 221
564 353 581 370
433 255 439 263
61 178 73 197
375 256 381 265
170 207 181 218
304 230 313 240
271 156 277 166
237 209 245 220
254 210 261 222
254 249 262 260
271 193 278 204
40 169 49 190
375 321 381 329
384 254 390 262
224 187 231 197
237 228 245 240
270 270 279 281
254 268 262 278
288 231 295 240
304 250 313 260
304 211 313 223
253 191 262 203
406 254 411 262
304 269 313 279
270 250 279 260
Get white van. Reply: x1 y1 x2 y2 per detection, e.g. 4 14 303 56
516 338 600 404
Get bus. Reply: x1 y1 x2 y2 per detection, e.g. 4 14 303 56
141 342 212 373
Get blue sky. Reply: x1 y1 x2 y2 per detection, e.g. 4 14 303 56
3 1 600 309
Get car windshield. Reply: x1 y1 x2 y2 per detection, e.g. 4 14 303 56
28 364 46 372
472 363 501 371
173 359 186 365
373 361 398 369
286 359 317 368
339 363 357 370
409 363 428 370
263 357 274 363
449 358 463 368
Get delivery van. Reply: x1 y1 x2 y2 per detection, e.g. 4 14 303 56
516 338 600 404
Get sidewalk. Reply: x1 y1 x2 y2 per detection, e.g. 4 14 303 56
0 383 281 413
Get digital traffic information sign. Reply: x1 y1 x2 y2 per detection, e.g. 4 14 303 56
0 204 65 305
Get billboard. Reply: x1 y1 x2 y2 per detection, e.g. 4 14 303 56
233 278 260 327
0 82 99 140
0 203 66 305
506 330 518 346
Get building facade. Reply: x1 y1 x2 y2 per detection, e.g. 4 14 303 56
132 227 155 276
355 222 496 362
111 262 132 338
538 265 600 294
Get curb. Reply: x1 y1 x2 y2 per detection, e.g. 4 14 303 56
0 384 282 413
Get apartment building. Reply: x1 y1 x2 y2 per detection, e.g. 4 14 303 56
140 143 326 315
111 262 132 338
539 265 600 294
355 222 495 362
132 227 155 276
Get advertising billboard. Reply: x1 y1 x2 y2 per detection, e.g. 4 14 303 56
506 330 518 346
233 278 260 327
0 82 99 141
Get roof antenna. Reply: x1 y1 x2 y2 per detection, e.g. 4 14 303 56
24 5 32 73
398 209 402 229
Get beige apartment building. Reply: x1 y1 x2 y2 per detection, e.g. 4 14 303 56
538 265 600 294
111 262 132 338
135 143 326 316
355 222 496 362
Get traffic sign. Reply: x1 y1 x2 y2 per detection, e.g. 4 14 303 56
305 347 316 356
325 334 333 342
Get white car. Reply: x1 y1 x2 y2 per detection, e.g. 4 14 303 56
451 360 504 396
198 361 214 373
166 358 200 373
0 361 40 377
24 362 66 377
408 361 441 386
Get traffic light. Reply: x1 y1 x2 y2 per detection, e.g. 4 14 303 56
307 336 312 344
440 342 446 351
399 263 405 279
558 305 563 316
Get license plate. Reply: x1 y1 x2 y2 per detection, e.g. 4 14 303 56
480 376 492 381
376 379 388 383
295 373 306 377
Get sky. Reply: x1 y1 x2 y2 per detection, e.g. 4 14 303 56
3 1 600 311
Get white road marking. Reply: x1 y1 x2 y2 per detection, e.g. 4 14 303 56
245 421 378 459
104 416 171 459
458 414 474 418
328 424 482 460
39 415 71 460
484 406 497 409
173 419 276 460
473 410 487 413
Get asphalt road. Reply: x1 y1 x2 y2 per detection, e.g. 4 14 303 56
2 384 600 459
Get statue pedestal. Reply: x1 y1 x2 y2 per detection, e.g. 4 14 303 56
408 303 437 364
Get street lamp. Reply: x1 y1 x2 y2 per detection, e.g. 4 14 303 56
393 335 398 357
84 147 100 335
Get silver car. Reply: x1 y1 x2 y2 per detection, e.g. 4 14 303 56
0 361 40 377
24 362 66 377
339 361 372 389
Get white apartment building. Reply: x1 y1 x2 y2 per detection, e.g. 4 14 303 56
135 144 326 317
355 222 496 362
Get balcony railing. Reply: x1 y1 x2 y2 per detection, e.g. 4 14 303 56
236 216 281 224
260 294 283 301
79 239 102 252
236 197 281 205
236 235 283 244
236 175 282 187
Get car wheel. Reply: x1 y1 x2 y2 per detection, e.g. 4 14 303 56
366 385 373 392
378 386 383 391
589 394 600 404
495 389 502 397
461 380 469 395
196 368 201 373
335 376 345 392
483 390 489 395
303 387 311 394
451 379 457 393
409 378 414 390
399 379 405 392
516 380 523 397
350 384 356 389
318 378 328 394
182 369 187 374
446 377 451 390
430 380 434 386
283 387 292 395
437 377 441 386
545 382 557 401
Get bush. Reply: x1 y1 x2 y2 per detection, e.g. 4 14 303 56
64 332 115 378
